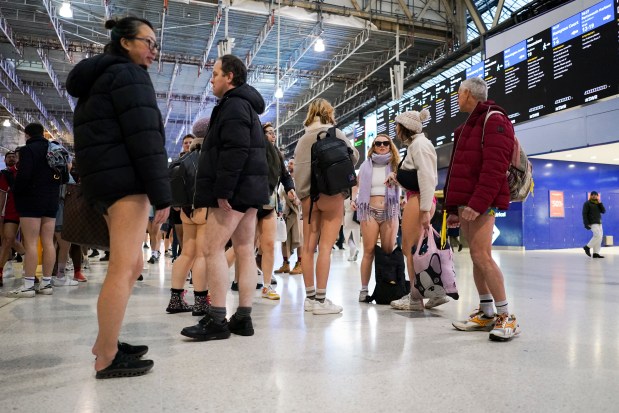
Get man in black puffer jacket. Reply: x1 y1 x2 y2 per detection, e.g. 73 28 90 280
181 55 268 342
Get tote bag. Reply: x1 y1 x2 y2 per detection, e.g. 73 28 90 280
412 227 458 300
275 216 287 242
62 184 110 250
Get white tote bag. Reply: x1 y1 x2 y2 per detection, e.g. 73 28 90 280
275 216 287 242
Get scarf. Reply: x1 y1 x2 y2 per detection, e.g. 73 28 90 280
356 153 400 222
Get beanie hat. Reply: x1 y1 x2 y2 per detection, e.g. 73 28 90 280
395 109 430 134
192 117 210 138
590 191 599 196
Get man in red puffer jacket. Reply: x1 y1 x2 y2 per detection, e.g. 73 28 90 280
445 77 520 342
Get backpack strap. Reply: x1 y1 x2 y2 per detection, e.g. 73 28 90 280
481 110 504 148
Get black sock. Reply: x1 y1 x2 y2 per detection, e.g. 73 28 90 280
171 288 184 295
235 306 252 320
194 290 208 297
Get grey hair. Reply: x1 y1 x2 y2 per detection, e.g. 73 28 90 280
191 117 210 138
460 77 488 101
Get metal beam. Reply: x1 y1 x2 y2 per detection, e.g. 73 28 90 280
463 0 487 35
350 0 361 12
492 0 505 28
166 61 181 109
0 8 22 56
158 0 169 73
199 2 223 75
396 0 413 21
36 48 63 97
245 10 275 68
41 0 73 62
417 0 433 20
278 81 333 129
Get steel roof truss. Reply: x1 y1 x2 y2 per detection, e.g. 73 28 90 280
41 0 73 62
0 8 22 57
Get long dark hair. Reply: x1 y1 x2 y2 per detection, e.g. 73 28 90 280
104 17 154 57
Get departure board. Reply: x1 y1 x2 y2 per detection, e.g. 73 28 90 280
350 0 619 150
353 122 365 168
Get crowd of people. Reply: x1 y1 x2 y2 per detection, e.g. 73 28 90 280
0 16 535 380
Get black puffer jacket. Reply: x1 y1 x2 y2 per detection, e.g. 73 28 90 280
194 83 269 208
13 135 60 210
66 54 171 209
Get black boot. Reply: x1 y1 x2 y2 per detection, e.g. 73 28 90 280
166 289 193 313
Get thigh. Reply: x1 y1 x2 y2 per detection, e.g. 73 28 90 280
19 217 41 244
378 216 399 252
464 212 495 255
401 195 421 251
361 218 380 251
204 207 247 249
2 222 19 241
316 194 344 247
258 212 276 247
230 209 258 249
180 222 198 256
106 195 150 264
301 197 319 251
40 217 56 244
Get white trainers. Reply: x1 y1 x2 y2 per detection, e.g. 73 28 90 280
312 299 343 315
304 298 315 312
425 296 449 309
83 257 90 269
36 283 53 295
5 285 36 298
390 294 424 311
52 276 79 287
358 290 369 302
347 251 359 262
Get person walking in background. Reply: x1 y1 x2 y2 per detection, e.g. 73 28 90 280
582 191 605 259
67 16 171 378
445 77 519 342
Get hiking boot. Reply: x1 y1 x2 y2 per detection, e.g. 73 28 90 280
261 286 280 300
73 271 88 282
5 285 36 298
358 290 369 302
313 299 343 315
425 296 449 309
390 294 424 311
95 351 154 379
52 275 79 287
274 262 290 273
452 309 497 332
180 313 231 341
583 245 591 257
289 262 303 275
228 313 255 336
166 290 193 314
36 282 53 295
192 294 210 316
489 313 520 342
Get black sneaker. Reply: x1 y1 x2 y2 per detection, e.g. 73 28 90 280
231 281 239 291
228 313 254 336
117 341 149 359
593 253 605 258
147 255 156 264
95 351 154 379
15 254 22 263
180 313 231 341
137 274 144 281
100 253 110 262
89 250 100 258
256 283 263 290
583 245 591 257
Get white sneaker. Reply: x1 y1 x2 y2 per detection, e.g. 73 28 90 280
65 261 74 271
5 285 36 298
312 299 343 315
36 283 53 295
425 296 449 309
304 298 315 312
358 290 369 302
53 276 79 287
83 257 90 269
347 251 359 262
390 294 424 311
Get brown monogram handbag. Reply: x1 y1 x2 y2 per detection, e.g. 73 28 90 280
61 183 110 250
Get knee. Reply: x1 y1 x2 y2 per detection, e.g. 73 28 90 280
469 249 491 266
261 239 275 253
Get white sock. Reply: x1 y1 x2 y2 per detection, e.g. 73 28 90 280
495 299 509 315
479 294 495 316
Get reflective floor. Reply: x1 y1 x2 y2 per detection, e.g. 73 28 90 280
0 245 618 412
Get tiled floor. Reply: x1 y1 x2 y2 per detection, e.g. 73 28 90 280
1 246 618 412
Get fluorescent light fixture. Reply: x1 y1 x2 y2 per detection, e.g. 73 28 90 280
314 38 325 52
568 164 575 168
590 156 597 159
565 154 572 158
2 119 10 127
59 2 73 19
545 163 553 168
274 87 283 99
588 166 596 170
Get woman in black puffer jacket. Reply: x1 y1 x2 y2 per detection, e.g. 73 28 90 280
66 16 171 380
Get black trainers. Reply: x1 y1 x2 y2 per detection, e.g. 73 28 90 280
137 274 144 281
583 245 591 257
100 253 110 262
593 253 605 258
180 313 231 341
95 351 154 379
117 341 149 359
231 281 239 291
228 313 255 336
89 250 100 258
147 255 156 264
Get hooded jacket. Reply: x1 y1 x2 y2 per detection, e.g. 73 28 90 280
194 83 269 208
444 100 513 214
66 54 172 209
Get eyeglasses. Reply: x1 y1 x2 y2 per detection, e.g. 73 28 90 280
374 141 390 147
133 37 161 52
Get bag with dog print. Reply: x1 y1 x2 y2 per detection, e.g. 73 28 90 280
412 227 458 300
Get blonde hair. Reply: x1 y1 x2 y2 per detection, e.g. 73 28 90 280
367 134 400 171
304 98 336 127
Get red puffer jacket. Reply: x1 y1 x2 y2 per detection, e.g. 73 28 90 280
444 100 513 215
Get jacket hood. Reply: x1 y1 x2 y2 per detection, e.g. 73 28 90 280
225 83 266 114
66 54 133 98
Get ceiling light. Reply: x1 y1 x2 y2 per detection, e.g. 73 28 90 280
314 38 325 52
274 87 283 99
590 156 597 159
565 154 572 158
545 163 553 168
568 164 575 168
588 166 596 170
2 119 10 127
59 2 73 19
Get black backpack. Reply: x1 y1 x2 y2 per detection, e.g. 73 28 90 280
169 150 199 207
365 246 410 305
309 127 357 220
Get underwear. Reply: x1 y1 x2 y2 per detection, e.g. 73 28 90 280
369 207 387 224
